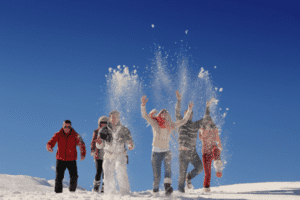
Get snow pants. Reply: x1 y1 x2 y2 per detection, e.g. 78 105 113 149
202 147 221 188
95 159 104 182
178 148 203 192
55 160 78 193
151 151 172 191
103 152 130 194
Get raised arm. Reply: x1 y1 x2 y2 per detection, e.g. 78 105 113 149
174 101 193 128
175 91 183 121
141 95 158 127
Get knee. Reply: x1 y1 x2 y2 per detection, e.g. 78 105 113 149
196 163 204 174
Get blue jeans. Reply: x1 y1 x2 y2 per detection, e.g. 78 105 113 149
178 148 203 192
151 151 172 191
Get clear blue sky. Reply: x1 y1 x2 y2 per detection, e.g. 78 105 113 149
0 0 299 192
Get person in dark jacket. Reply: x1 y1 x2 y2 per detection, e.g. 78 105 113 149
91 116 109 193
46 120 86 193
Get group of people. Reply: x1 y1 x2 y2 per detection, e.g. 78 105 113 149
46 91 223 195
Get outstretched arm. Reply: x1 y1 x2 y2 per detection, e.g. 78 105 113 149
141 95 158 127
175 91 183 121
174 101 193 127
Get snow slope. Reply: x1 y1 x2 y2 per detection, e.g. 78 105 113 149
0 174 299 200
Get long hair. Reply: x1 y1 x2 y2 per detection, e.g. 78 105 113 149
150 109 175 132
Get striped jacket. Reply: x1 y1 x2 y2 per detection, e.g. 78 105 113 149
176 99 204 150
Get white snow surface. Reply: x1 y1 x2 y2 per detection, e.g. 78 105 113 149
0 174 299 200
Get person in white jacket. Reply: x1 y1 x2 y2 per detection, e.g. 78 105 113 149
98 110 134 195
141 95 193 196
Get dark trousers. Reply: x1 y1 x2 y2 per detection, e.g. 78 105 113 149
95 159 104 181
55 160 78 193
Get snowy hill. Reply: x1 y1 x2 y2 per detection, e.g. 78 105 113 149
0 174 299 200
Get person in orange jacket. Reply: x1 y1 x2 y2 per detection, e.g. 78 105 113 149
46 120 86 193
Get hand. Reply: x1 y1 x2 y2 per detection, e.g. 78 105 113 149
95 136 102 145
176 90 182 100
141 95 149 106
218 146 223 152
80 155 85 161
47 147 53 153
207 97 215 107
91 152 95 157
188 101 193 110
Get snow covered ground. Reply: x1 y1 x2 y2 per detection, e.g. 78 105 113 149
0 174 299 200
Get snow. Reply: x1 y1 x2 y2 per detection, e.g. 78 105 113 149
0 174 299 200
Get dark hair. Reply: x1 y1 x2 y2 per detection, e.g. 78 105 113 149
64 120 71 125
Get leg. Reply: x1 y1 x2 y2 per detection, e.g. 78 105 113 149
178 150 189 192
151 152 163 192
163 151 173 195
103 157 116 194
202 153 213 188
188 149 203 179
212 147 221 160
212 147 223 177
55 160 67 193
93 159 102 192
163 151 172 182
67 161 78 192
116 153 130 194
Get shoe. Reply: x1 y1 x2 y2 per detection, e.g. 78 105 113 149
164 183 173 196
92 180 100 192
216 171 222 178
100 182 104 193
203 187 210 193
153 188 159 196
186 174 193 189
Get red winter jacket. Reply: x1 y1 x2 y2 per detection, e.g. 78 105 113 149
47 128 86 161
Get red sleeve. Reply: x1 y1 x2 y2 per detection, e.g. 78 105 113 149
76 133 86 158
46 132 58 149
91 131 97 153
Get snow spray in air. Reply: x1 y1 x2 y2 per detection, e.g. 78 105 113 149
143 41 228 189
106 65 143 132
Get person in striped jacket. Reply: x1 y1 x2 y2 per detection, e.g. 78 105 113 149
175 91 215 193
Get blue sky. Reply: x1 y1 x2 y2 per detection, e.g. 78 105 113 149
0 0 299 192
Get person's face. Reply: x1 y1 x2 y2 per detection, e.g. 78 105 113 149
99 121 107 128
109 114 118 125
159 111 168 119
63 123 71 133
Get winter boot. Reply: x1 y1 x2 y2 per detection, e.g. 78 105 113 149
203 187 210 193
100 182 104 193
164 183 173 196
92 180 101 192
186 173 193 189
214 160 223 178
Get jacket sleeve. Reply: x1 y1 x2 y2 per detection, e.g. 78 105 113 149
123 127 135 150
76 133 86 158
91 130 97 154
46 132 58 149
175 99 183 121
174 107 192 128
141 105 158 128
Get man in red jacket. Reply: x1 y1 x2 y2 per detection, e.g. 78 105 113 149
46 120 86 193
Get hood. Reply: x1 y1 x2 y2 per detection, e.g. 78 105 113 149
98 116 109 125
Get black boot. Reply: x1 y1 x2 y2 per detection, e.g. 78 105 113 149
164 183 173 196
